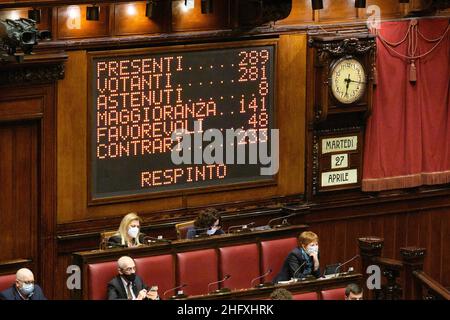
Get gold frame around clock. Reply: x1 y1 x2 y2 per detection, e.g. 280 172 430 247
329 56 367 105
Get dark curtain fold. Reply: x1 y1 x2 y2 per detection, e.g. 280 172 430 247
362 18 450 192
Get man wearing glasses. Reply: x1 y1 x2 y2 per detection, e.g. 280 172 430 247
0 268 47 300
107 256 159 300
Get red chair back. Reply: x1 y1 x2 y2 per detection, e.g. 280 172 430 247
293 292 319 300
260 237 298 282
321 287 346 300
0 274 16 292
219 244 260 290
88 261 118 300
135 255 175 298
177 249 218 296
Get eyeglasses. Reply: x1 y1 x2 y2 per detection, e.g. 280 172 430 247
18 279 34 285
121 266 136 273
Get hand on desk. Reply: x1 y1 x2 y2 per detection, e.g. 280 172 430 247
146 290 159 300
135 289 160 300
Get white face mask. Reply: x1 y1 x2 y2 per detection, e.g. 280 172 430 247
128 226 139 239
306 244 319 255
20 283 34 296
207 227 218 235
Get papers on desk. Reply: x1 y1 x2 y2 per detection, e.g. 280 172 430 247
321 274 339 279
277 279 296 285
251 225 271 232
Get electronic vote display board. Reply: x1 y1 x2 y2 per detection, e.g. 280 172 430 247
90 42 276 202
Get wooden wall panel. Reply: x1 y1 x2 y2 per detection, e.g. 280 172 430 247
276 0 314 26
0 7 51 31
428 210 443 281
381 215 396 258
305 207 450 287
0 122 38 263
114 2 166 36
367 0 401 19
319 0 358 23
441 213 450 287
171 0 229 32
56 5 110 39
277 34 306 196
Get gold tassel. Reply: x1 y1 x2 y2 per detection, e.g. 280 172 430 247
409 60 417 83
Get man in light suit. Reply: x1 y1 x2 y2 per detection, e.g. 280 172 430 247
107 256 159 300
0 268 47 300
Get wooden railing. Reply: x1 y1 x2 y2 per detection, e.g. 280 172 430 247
358 237 450 300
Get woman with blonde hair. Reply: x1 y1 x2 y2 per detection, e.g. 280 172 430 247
272 231 320 283
109 212 145 248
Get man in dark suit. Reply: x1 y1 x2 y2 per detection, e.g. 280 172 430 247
107 256 159 300
0 268 47 300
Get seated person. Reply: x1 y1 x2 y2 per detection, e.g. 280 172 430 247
108 212 145 248
272 231 320 283
345 283 363 300
0 268 47 300
186 208 225 239
107 256 159 300
270 288 293 300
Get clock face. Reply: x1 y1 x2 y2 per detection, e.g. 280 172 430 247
330 58 366 104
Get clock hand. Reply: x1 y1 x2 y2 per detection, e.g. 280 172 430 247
344 74 351 96
348 79 367 85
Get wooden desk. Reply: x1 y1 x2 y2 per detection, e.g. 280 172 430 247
182 273 362 300
72 224 309 299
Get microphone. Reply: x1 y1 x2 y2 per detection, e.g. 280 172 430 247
207 274 231 294
267 212 297 228
335 255 360 277
143 236 172 244
250 268 273 288
163 284 187 299
292 261 307 280
227 222 255 233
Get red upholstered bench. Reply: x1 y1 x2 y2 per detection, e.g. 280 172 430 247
88 261 117 300
0 274 15 292
321 287 346 300
219 243 260 290
177 249 218 296
260 237 298 283
135 255 175 298
293 292 319 300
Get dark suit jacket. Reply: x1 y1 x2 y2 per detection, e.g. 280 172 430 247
272 247 321 283
0 284 47 300
108 233 146 248
107 275 147 300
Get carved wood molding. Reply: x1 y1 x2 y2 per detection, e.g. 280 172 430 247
0 52 67 86
0 63 65 85
400 247 427 260
309 36 376 58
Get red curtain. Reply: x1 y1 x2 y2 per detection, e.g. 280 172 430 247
362 18 450 192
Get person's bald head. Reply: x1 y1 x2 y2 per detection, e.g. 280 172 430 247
16 268 34 282
15 268 34 290
117 256 136 275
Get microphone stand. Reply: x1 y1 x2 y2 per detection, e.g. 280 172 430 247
163 284 187 300
207 275 231 294
335 255 360 278
267 212 297 228
292 261 307 281
227 222 255 234
250 268 273 288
